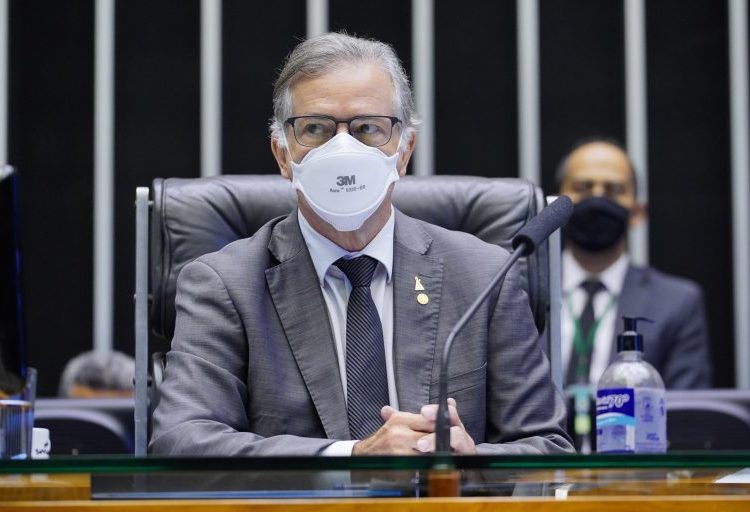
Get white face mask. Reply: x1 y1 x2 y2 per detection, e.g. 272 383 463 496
290 133 401 232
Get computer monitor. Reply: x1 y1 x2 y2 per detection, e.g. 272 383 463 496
0 166 28 395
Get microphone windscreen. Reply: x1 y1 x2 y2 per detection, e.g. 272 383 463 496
511 195 573 256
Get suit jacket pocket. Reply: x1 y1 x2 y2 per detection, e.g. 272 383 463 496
429 362 487 401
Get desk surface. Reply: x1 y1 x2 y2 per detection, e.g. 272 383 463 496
0 454 749 510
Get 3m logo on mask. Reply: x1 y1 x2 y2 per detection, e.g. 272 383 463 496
336 175 356 187
289 132 400 231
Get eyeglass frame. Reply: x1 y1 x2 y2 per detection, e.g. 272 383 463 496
284 115 403 148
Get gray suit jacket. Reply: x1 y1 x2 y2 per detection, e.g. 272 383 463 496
613 264 712 389
150 210 574 456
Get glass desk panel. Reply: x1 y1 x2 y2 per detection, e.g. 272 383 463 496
0 454 749 504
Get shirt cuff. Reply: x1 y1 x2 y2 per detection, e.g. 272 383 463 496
320 440 358 456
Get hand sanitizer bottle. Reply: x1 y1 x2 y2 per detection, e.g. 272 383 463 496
596 317 667 453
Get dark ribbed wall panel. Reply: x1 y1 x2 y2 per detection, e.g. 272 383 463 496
222 0 305 174
647 0 733 386
8 0 94 396
434 0 517 177
3 2 739 392
114 0 201 356
539 0 626 188
329 0 412 73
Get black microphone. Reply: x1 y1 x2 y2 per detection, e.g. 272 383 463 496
434 195 573 453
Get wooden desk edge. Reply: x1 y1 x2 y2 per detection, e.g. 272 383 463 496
0 495 749 511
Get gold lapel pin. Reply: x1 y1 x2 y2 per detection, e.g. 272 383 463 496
414 276 425 291
417 293 429 305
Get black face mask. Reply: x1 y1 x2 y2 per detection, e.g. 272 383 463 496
565 196 630 252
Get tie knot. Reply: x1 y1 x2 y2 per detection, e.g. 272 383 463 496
334 255 379 288
581 279 605 297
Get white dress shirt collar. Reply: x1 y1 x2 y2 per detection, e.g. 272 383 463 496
297 208 395 285
562 249 629 296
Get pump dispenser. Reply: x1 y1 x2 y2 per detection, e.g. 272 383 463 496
596 316 667 453
617 316 647 352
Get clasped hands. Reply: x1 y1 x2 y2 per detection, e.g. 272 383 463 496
352 397 476 455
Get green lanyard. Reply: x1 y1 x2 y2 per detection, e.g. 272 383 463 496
565 293 617 382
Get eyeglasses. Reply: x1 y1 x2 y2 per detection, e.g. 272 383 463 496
284 115 402 148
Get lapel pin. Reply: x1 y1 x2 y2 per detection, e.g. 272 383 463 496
417 293 429 305
414 276 425 291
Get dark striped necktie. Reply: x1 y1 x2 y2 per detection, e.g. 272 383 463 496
567 279 606 385
334 255 389 440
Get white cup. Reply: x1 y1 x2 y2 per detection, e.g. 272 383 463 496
31 428 50 459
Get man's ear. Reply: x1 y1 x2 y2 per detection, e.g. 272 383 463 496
630 202 648 228
396 130 417 177
271 137 292 181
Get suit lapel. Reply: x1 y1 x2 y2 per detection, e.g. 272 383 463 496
265 213 350 440
391 211 444 413
611 264 650 362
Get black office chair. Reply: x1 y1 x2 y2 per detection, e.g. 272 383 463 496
148 175 548 341
134 174 553 455
35 398 135 455
666 391 750 450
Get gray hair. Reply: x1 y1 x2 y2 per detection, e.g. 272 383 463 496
58 350 135 397
270 32 419 146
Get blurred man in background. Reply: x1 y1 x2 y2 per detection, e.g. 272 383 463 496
557 138 712 390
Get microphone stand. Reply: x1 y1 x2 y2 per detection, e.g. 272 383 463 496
427 194 571 496
434 245 527 453
428 245 527 498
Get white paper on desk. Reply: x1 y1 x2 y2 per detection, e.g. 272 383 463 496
715 468 750 483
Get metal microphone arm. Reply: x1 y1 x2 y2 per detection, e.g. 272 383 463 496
434 242 528 454
433 196 573 453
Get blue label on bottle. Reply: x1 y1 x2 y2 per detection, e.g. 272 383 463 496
596 387 667 453
596 388 635 453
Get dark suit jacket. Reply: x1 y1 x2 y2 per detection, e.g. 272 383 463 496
614 264 712 389
150 210 574 455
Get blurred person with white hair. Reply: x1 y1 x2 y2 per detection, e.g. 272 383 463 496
58 350 134 399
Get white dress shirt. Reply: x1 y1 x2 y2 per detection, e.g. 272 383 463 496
297 209 397 455
562 249 629 387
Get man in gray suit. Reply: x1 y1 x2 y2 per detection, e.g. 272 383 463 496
558 139 712 390
150 33 573 456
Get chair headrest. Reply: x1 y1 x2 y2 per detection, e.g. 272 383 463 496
150 175 548 341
